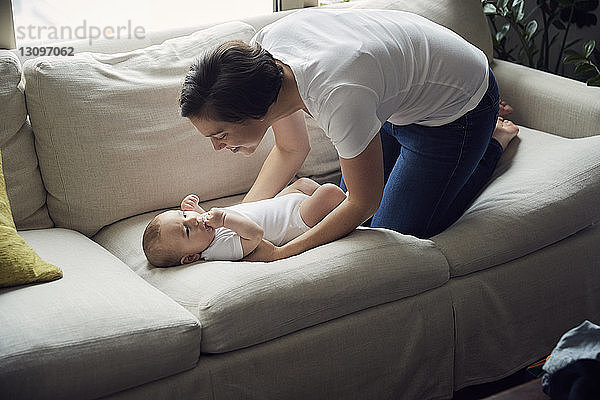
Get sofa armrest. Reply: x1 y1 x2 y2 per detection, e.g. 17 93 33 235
492 59 600 138
0 228 201 400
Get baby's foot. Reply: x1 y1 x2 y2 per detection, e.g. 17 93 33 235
499 100 514 117
492 117 519 150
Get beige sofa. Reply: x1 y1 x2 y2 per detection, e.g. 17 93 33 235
1 0 599 399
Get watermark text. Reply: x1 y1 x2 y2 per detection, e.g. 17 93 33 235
16 20 146 46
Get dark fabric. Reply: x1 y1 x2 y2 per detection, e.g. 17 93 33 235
541 321 600 400
542 359 600 400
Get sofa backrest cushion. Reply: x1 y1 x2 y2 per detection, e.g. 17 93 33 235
351 0 493 64
0 51 53 230
23 21 275 237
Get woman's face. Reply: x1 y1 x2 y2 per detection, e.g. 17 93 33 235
189 116 270 156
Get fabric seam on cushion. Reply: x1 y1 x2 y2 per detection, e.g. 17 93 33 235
29 61 73 232
0 54 20 84
451 220 599 278
461 160 600 220
0 320 200 360
197 241 443 310
440 161 600 273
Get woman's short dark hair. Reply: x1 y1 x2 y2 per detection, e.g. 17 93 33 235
179 40 284 123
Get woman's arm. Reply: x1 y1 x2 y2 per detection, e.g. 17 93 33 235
247 133 385 261
243 110 311 203
204 209 264 257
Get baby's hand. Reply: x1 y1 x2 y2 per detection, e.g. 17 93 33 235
181 194 201 212
202 208 226 229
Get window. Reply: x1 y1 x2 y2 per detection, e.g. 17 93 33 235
12 0 274 46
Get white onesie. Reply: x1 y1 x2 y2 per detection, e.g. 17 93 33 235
251 8 490 159
201 193 310 261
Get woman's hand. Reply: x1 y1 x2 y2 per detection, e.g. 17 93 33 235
242 239 287 262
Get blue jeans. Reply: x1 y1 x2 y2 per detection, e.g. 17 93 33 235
340 69 502 238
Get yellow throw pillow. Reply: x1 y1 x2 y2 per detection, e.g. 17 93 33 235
0 149 62 287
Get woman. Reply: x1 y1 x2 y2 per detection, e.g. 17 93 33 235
179 8 519 261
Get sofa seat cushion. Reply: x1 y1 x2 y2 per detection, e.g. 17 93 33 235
433 127 600 277
93 195 450 354
0 228 200 400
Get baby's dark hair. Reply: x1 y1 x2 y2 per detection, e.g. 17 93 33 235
142 215 181 267
179 40 284 123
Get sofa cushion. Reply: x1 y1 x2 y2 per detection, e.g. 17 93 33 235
23 21 271 237
0 50 52 230
433 127 600 276
350 0 493 64
0 228 200 400
0 150 62 287
93 195 450 353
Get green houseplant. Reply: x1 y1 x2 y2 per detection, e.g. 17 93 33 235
482 0 600 86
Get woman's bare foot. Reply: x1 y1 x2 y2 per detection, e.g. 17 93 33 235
492 117 519 150
499 100 514 117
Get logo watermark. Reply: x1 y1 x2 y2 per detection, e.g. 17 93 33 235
16 19 146 46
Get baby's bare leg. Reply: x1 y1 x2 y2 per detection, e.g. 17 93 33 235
300 183 347 227
276 177 321 197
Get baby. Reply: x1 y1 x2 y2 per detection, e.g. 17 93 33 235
142 178 347 267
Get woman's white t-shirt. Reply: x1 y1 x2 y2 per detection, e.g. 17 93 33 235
251 9 490 158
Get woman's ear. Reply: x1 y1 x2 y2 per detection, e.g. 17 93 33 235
180 253 201 265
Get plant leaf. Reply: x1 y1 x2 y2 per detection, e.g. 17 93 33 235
515 0 525 21
496 23 511 41
499 0 509 15
584 40 596 58
563 50 587 65
525 20 538 40
483 3 498 14
563 49 580 57
587 75 600 87
574 62 596 75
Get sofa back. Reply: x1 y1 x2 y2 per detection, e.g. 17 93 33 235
22 22 282 237
0 51 53 230
11 0 493 236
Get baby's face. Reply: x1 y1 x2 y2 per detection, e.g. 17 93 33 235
156 209 216 263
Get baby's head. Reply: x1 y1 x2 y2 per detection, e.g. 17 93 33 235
142 209 216 267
